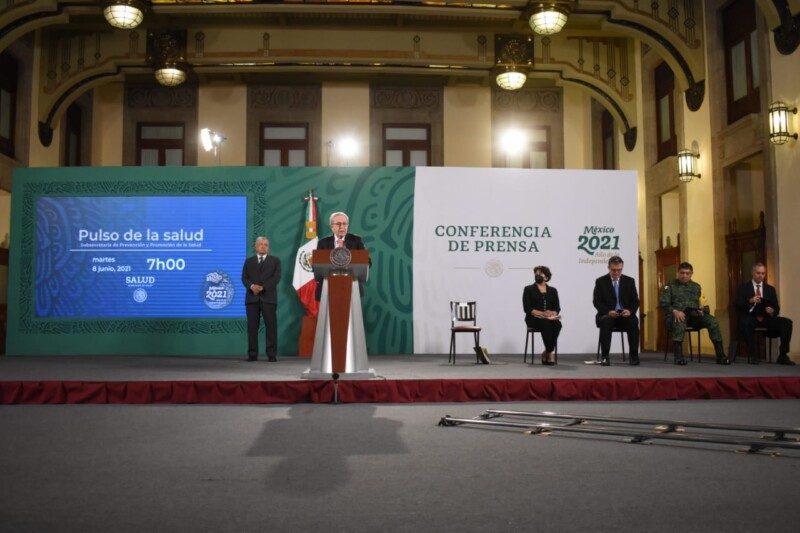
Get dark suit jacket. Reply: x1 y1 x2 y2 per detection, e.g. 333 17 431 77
734 281 780 318
593 274 640 320
241 255 281 305
522 284 561 316
315 233 369 300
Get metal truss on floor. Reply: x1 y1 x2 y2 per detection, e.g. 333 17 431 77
439 409 800 455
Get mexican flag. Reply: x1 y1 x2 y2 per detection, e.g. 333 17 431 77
292 191 319 317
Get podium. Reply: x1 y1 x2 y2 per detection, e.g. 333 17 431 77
302 248 375 379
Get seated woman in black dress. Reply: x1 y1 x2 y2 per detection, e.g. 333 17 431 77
522 265 562 365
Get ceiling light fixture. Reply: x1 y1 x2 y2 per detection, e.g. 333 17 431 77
154 64 186 87
496 67 527 91
529 3 570 35
103 0 145 30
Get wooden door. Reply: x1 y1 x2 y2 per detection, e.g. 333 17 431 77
0 247 7 355
655 243 681 352
725 213 766 342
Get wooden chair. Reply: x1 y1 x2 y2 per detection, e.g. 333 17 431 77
449 301 481 364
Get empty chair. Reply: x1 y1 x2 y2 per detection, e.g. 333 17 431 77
449 301 481 364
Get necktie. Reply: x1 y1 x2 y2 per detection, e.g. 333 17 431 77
613 279 621 311
258 255 263 264
336 238 343 248
756 285 764 321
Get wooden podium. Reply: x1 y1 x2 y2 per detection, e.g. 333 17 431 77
301 248 375 379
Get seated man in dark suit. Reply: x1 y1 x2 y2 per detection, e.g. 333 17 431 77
314 211 369 301
593 256 640 366
734 262 794 365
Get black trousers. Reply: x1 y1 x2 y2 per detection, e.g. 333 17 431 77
525 316 562 352
739 315 793 357
596 314 639 357
246 301 277 357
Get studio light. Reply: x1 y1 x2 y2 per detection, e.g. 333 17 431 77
200 128 225 152
337 137 358 160
103 0 145 30
529 4 570 35
768 101 798 145
200 128 226 165
154 64 186 87
501 128 527 156
677 149 700 183
496 68 527 91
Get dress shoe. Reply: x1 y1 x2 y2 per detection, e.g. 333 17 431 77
268 356 278 362
246 356 257 362
674 357 688 366
776 355 796 366
629 355 640 366
600 357 610 366
716 356 731 365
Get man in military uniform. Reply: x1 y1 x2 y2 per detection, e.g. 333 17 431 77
660 262 730 365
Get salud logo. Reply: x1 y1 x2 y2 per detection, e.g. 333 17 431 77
133 288 148 303
203 270 234 310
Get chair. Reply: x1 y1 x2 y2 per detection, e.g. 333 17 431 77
524 327 558 365
596 326 627 363
449 301 481 364
732 326 775 364
663 321 703 363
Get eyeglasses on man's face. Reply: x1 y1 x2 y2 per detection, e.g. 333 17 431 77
332 222 349 227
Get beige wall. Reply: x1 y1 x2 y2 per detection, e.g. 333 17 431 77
0 191 10 246
27 33 59 167
770 41 800 357
90 83 124 166
681 95 716 313
618 41 652 347
443 85 491 167
562 87 592 169
321 82 370 166
197 83 247 166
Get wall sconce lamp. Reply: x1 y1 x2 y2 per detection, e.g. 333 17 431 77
677 148 700 183
529 3 570 35
103 0 145 30
768 101 798 145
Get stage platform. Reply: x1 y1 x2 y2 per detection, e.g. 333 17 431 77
2 352 799 404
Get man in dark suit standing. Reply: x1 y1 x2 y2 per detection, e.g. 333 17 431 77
315 211 368 301
593 255 640 366
734 262 794 365
241 236 281 362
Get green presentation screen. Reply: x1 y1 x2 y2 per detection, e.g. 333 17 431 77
7 166 414 356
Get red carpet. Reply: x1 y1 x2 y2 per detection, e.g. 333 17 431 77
2 376 800 404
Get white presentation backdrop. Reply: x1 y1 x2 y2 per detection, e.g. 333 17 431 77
413 167 638 355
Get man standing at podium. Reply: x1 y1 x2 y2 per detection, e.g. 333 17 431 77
315 212 368 301
242 236 281 362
